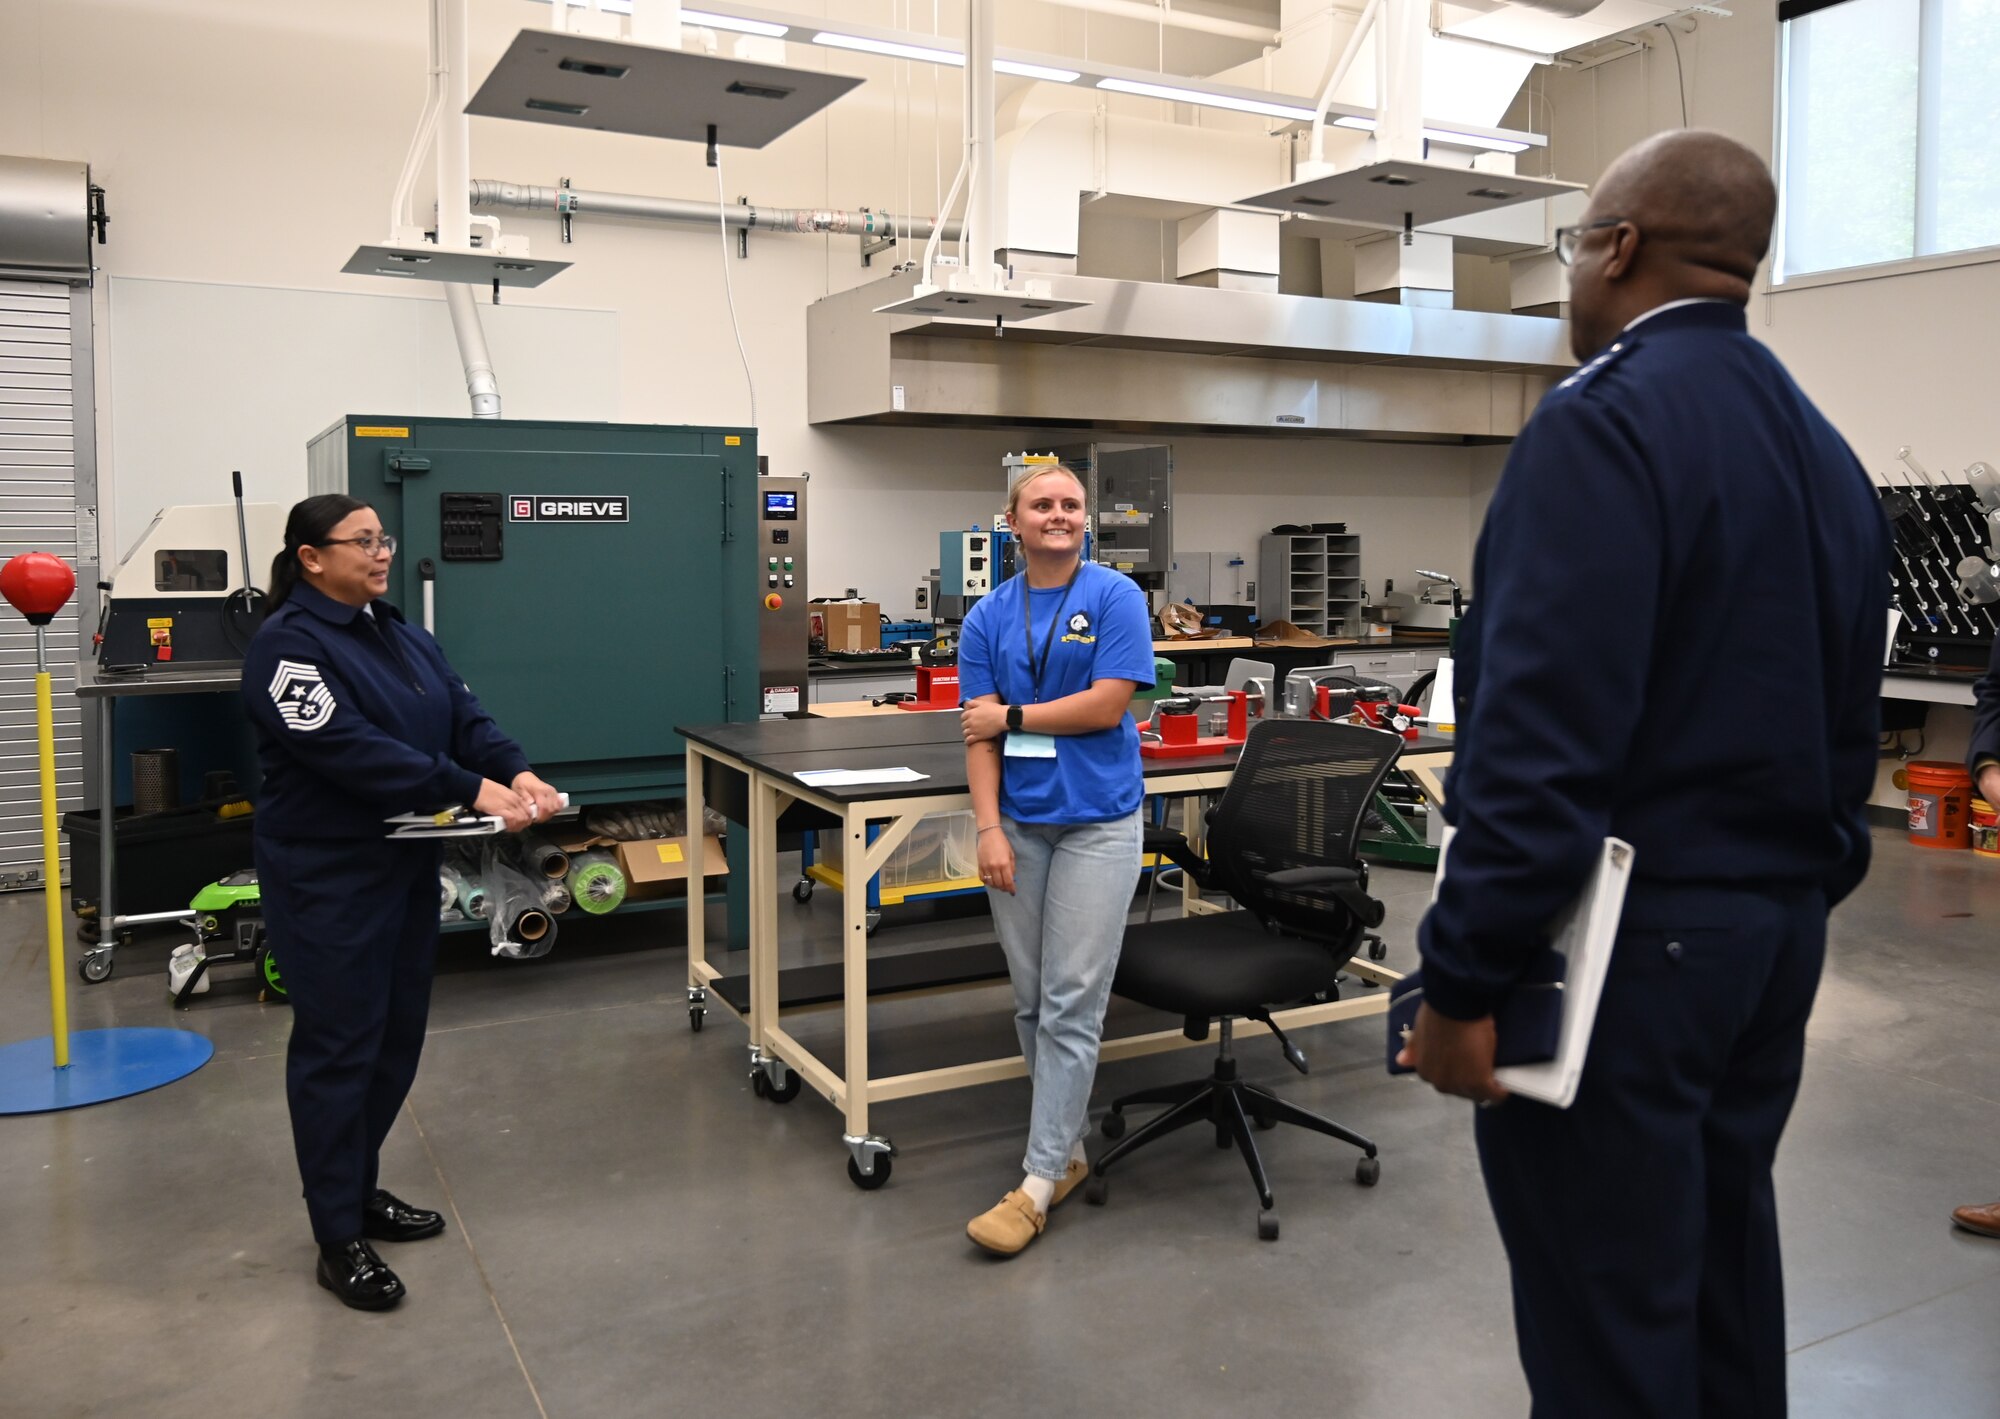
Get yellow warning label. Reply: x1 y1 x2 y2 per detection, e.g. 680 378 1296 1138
657 842 685 864
145 617 173 629
354 426 410 438
1115 562 1136 570
724 435 742 446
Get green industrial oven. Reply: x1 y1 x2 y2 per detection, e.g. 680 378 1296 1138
307 416 760 802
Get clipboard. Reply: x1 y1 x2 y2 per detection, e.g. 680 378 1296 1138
384 792 570 839
1431 825 1635 1108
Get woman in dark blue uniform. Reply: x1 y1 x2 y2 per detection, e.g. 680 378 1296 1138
244 494 561 1311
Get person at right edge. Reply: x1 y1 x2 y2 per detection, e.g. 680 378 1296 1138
1396 131 1891 1418
1951 638 2000 1243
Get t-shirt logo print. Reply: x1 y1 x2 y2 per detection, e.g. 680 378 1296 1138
268 659 336 733
1060 610 1096 644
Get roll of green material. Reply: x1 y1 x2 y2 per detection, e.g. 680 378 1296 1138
568 850 627 915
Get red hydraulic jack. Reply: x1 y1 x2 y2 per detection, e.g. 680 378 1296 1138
1141 689 1249 759
896 664 960 710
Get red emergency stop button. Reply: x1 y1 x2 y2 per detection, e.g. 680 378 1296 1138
764 593 783 610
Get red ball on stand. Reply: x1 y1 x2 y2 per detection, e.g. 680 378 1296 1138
0 552 76 626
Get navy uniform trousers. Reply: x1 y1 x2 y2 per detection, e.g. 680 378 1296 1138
1475 881 1827 1419
256 833 446 1244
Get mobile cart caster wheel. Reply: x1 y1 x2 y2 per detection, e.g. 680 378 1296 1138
1367 936 1388 962
793 879 814 903
1258 1210 1280 1241
1100 1110 1127 1141
758 1064 802 1103
688 1005 705 1032
78 951 113 984
1085 1175 1109 1206
750 1068 769 1098
847 1154 892 1190
1356 1155 1381 1187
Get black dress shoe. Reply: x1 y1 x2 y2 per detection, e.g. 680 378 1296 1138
362 1189 446 1242
316 1239 405 1311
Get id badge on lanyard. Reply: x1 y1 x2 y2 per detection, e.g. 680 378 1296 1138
1008 568 1079 758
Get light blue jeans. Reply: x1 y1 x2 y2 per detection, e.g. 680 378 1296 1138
986 808 1144 1181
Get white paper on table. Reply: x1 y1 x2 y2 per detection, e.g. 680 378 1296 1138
792 766 930 787
1884 607 1901 666
1430 824 1635 1109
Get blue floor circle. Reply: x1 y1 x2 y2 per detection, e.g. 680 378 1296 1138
0 1028 214 1115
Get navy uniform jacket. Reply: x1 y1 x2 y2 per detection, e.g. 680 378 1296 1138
1418 301 1891 1021
243 581 530 840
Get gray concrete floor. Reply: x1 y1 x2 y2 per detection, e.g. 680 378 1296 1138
2 829 1997 1418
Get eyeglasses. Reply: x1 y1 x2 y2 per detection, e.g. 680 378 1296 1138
1554 217 1627 267
319 533 397 557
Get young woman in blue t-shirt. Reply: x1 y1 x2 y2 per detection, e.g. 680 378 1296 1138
956 462 1156 1256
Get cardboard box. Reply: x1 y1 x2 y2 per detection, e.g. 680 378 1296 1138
819 601 881 653
617 834 728 901
1254 618 1356 649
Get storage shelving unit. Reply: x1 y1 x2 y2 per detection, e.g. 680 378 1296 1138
1259 532 1362 636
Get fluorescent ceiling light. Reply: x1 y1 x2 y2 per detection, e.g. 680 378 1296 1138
994 58 1081 82
810 30 1077 81
1095 77 1316 123
813 31 965 65
683 8 789 37
1330 114 1528 154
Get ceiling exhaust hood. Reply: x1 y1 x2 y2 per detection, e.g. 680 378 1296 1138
809 270 1574 442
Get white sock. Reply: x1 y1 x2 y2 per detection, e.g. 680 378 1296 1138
1069 1139 1089 1169
1021 1174 1055 1212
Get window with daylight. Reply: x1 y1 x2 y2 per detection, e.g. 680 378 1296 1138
1775 0 2000 282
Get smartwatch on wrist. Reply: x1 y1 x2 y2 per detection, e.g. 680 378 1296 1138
1006 704 1025 732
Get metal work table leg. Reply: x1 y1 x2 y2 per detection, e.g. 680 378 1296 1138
684 744 714 1032
83 689 118 981
838 800 893 1188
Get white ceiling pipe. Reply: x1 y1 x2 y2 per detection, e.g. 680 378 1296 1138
437 0 472 251
1374 0 1426 163
469 179 966 241
1309 0 1378 164
440 0 497 418
1042 0 1279 45
443 282 502 418
388 0 447 236
628 0 682 45
967 0 997 277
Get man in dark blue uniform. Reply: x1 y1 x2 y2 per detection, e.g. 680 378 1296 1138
1398 130 1890 1416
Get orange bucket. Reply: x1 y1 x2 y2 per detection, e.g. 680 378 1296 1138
1902 761 1972 849
1972 798 2000 857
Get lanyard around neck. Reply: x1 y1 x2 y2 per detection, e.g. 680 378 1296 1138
1022 564 1082 703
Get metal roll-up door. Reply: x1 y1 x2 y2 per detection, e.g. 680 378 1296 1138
0 276 84 887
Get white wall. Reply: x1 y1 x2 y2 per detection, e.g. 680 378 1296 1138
0 0 1482 619
1507 0 1994 477
1504 0 1992 807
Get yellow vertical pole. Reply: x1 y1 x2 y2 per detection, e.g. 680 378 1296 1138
37 665 69 1069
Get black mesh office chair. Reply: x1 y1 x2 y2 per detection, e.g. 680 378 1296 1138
1090 718 1404 1240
